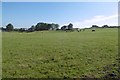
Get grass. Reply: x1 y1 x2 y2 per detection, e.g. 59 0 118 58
2 28 118 78
0 31 2 79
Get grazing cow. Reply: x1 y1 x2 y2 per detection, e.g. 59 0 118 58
77 28 80 32
92 29 95 32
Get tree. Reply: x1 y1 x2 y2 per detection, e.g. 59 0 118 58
6 23 14 31
1 27 6 31
50 23 59 30
54 24 59 30
91 25 99 28
35 22 43 31
55 24 59 29
19 28 26 32
102 25 109 28
31 25 35 30
47 24 52 30
27 25 35 32
61 25 67 30
68 23 73 30
14 28 19 31
35 22 59 31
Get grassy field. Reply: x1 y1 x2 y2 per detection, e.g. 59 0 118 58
2 28 118 78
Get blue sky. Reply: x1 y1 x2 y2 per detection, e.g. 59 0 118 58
1 0 120 2
2 2 118 28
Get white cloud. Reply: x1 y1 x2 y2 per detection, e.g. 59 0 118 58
61 14 118 28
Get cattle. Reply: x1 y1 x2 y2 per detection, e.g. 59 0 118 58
77 28 80 32
92 29 95 32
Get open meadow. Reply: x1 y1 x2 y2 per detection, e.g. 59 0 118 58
2 28 118 78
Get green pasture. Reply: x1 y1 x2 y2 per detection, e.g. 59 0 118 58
2 28 118 78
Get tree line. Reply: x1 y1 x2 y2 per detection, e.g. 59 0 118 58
0 22 119 32
90 25 119 28
1 22 74 32
1 22 60 32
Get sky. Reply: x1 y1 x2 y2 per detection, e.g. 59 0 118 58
0 2 2 27
1 0 120 2
2 2 118 28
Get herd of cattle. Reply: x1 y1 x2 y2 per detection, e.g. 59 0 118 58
65 28 95 32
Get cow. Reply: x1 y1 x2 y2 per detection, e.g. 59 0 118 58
92 29 95 32
77 28 80 32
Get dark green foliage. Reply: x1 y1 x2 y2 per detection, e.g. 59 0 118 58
35 22 59 31
6 23 14 32
14 28 19 32
61 25 67 30
27 25 35 32
1 27 6 31
61 23 73 31
54 24 59 29
91 25 99 28
68 23 73 30
19 28 26 32
102 25 109 28
31 25 35 30
51 23 59 30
